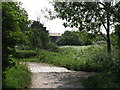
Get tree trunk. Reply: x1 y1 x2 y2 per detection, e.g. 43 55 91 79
106 9 111 53
106 30 111 53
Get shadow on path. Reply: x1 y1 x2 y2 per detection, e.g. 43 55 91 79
26 62 95 88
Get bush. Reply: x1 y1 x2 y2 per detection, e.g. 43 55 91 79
59 45 106 72
81 46 120 88
57 31 94 46
36 49 76 69
45 42 60 52
15 50 37 59
36 46 105 72
3 64 31 88
36 45 120 73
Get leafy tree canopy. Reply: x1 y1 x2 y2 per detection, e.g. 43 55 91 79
52 1 120 52
29 21 50 49
57 30 97 46
2 2 30 68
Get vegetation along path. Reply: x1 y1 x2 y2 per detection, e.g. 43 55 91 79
26 62 95 88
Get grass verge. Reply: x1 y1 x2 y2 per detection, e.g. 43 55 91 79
3 63 31 88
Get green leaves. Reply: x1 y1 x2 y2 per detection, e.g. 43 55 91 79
29 21 50 49
57 31 94 46
2 2 30 68
3 64 31 88
53 1 117 32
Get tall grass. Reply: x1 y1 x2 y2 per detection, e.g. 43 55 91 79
35 45 107 72
80 46 120 88
3 64 31 88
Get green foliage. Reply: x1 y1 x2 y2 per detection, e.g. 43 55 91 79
13 45 120 88
57 31 95 46
15 50 37 59
53 1 120 52
60 45 107 71
15 45 31 50
3 64 31 88
35 45 120 88
111 1 120 22
17 58 38 62
34 46 101 71
2 2 30 68
111 32 118 46
28 21 59 51
14 46 38 62
115 24 120 51
29 21 50 49
37 49 76 69
2 2 33 86
35 45 120 73
53 2 114 33
46 42 60 52
82 72 120 88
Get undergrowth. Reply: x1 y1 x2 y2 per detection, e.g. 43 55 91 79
36 45 108 72
14 45 120 88
2 64 31 88
81 72 120 88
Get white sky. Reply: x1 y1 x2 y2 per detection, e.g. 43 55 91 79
18 0 73 34
17 0 115 34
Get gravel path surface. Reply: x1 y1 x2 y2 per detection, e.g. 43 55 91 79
26 62 95 88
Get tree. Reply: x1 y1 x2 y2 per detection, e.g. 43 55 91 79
52 1 119 53
57 31 82 45
110 2 120 52
2 2 30 69
29 21 50 49
115 24 120 55
57 30 94 46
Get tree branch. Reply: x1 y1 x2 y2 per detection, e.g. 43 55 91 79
97 29 107 40
97 6 108 31
98 13 107 30
98 2 105 7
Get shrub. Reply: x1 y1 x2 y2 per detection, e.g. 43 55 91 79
15 50 37 59
81 46 120 88
36 45 120 73
45 42 60 52
57 31 94 46
59 45 106 72
36 46 105 72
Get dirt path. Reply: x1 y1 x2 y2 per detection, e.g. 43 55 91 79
26 62 95 88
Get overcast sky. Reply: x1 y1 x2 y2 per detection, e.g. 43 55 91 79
17 0 117 34
18 0 73 34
